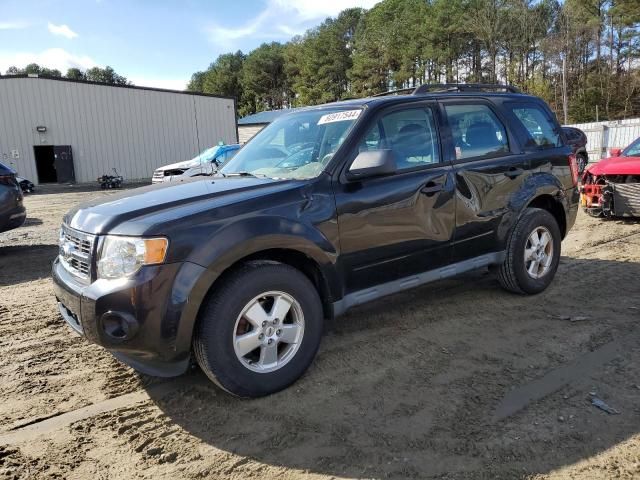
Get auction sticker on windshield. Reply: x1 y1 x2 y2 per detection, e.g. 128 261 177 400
317 110 361 125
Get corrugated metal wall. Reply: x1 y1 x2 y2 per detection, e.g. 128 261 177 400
0 76 237 184
565 118 640 161
238 124 265 143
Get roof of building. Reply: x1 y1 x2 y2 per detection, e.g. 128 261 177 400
0 74 235 100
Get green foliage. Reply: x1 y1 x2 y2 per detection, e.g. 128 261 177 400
4 64 129 85
242 42 288 113
184 0 640 121
85 66 129 85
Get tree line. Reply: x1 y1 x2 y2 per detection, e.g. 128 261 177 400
3 64 130 85
188 0 640 123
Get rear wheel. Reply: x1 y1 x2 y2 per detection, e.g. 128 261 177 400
193 261 323 397
498 208 561 294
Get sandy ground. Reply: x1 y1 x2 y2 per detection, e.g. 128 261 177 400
0 186 639 480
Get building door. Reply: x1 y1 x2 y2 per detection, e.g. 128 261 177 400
53 146 75 184
34 145 57 183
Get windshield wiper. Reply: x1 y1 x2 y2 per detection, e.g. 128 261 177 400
221 171 268 178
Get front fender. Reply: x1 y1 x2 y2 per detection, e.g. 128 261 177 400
172 216 340 355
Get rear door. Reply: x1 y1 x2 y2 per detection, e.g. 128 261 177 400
53 145 76 184
334 102 456 293
439 99 530 262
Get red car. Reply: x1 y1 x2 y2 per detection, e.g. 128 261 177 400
581 137 640 217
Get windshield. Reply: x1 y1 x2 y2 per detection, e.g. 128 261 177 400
192 146 221 164
622 138 640 157
221 107 362 179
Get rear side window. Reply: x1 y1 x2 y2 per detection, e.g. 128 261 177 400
510 104 561 148
444 104 509 160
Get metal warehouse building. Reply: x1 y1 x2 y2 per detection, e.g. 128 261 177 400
0 75 238 185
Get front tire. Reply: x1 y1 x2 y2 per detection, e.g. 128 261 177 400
193 261 323 397
498 208 561 294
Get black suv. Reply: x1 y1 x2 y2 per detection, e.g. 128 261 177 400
53 84 580 397
0 162 26 234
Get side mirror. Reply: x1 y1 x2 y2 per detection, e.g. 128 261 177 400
609 148 622 157
347 149 396 180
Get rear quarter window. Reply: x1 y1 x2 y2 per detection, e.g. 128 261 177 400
508 103 562 149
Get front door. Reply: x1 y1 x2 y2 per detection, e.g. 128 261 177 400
53 145 75 184
334 103 456 294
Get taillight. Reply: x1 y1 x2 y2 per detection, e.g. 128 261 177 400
568 154 579 187
0 174 16 186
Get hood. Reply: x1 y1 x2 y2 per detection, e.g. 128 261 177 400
586 155 640 176
155 158 208 172
65 177 298 235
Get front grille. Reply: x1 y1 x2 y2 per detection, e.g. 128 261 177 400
612 182 640 216
60 225 95 282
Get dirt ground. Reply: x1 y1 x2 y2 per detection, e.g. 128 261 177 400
0 186 639 480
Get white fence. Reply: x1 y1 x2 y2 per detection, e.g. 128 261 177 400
565 118 640 161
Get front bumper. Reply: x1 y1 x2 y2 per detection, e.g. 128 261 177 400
52 256 208 377
0 206 26 233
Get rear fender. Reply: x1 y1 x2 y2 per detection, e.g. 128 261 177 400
496 172 569 247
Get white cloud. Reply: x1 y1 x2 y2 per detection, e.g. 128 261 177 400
0 48 97 73
48 22 78 39
207 0 380 49
0 48 185 91
270 0 380 21
0 21 30 30
127 75 188 91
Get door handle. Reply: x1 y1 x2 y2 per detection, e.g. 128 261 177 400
504 167 524 179
420 182 444 196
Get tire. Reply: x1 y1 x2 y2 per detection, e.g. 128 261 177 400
193 261 323 397
497 208 561 295
577 153 588 174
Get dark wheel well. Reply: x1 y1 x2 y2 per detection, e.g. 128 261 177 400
527 195 567 238
200 249 333 321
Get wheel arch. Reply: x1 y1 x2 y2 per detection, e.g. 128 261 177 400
526 193 567 238
173 240 340 357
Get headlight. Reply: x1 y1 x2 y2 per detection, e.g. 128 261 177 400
97 236 168 280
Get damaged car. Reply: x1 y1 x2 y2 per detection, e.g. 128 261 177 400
581 136 640 217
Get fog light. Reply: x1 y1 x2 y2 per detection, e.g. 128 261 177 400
101 311 138 341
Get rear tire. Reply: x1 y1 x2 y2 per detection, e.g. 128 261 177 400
193 261 323 397
498 208 561 295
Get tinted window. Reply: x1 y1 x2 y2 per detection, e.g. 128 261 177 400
444 104 509 160
562 128 576 141
510 104 561 148
359 107 440 170
623 138 640 157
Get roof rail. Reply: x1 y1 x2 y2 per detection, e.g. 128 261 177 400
371 87 415 97
412 83 520 94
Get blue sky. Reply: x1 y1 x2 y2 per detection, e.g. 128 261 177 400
0 0 379 90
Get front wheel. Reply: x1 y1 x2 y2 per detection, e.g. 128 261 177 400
497 208 561 294
193 262 323 397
